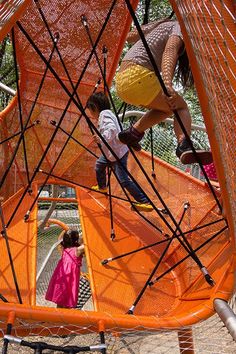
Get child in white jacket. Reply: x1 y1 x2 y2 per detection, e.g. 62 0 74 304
87 92 153 212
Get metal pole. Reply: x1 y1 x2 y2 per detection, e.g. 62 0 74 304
0 82 16 96
214 298 236 341
178 328 194 354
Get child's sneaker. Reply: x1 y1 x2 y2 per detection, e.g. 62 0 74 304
131 203 153 212
118 127 144 150
91 185 108 194
176 138 213 165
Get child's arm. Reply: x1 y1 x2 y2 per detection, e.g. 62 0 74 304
76 244 85 257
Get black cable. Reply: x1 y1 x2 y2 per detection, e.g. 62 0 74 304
101 216 226 265
2 322 13 354
17 3 219 280
39 169 166 235
127 202 188 314
101 237 169 265
82 5 225 272
23 80 101 220
123 0 222 212
107 167 115 240
0 121 40 145
80 9 212 271
5 34 72 228
149 127 156 178
12 0 119 226
81 15 119 120
128 144 214 281
49 121 99 159
34 0 88 110
117 101 127 117
149 225 228 286
99 330 106 354
102 45 108 94
0 201 22 304
17 19 158 225
0 294 8 302
0 33 58 192
81 15 181 233
11 27 30 185
29 8 164 242
143 0 151 25
14 3 117 226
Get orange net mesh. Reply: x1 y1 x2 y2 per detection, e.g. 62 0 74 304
0 0 235 352
170 0 236 238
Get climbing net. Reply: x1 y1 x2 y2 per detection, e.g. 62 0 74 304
0 0 235 353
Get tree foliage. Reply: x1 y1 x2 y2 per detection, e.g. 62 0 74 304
0 35 16 110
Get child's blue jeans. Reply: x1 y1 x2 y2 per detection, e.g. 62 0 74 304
95 152 149 203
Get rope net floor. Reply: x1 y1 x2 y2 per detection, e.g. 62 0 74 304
0 0 235 353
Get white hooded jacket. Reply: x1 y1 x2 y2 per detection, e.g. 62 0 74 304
98 109 128 161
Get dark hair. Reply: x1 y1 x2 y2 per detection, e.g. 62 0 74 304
61 229 80 249
87 92 110 113
175 49 194 89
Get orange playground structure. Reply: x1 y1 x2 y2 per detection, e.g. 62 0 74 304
0 0 235 353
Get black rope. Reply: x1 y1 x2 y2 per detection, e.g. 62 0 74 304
128 144 215 282
27 6 168 243
80 5 214 276
0 294 8 302
149 225 228 286
101 218 225 265
14 1 117 224
81 15 120 120
102 45 108 94
39 169 166 235
182 217 226 236
106 0 220 283
49 121 99 159
102 237 169 265
80 15 182 233
0 201 22 303
143 0 151 25
23 80 101 221
34 0 89 109
127 202 188 314
101 216 226 265
0 33 58 192
123 0 222 212
2 322 13 354
11 27 30 185
0 121 40 145
17 1 219 285
99 330 106 354
149 127 156 178
5 33 70 227
107 167 115 240
117 101 127 118
12 0 118 226
17 17 160 230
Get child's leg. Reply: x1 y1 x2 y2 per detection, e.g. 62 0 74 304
114 152 149 203
95 155 108 188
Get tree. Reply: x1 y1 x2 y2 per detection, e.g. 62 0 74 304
0 35 16 111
